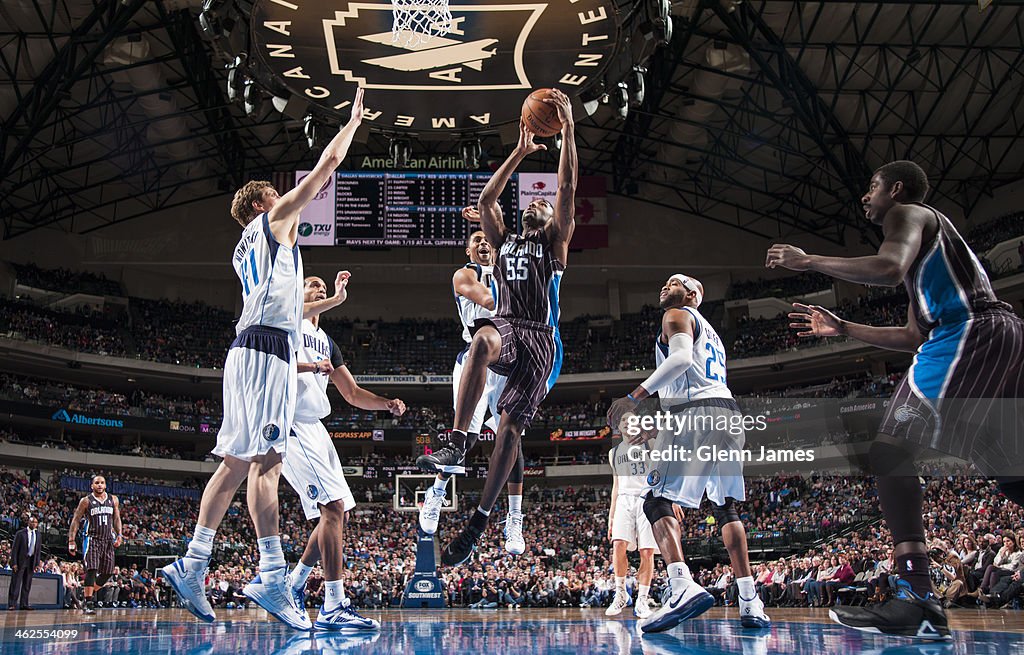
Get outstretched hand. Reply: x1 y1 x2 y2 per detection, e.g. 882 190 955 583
347 87 364 125
541 88 574 128
517 120 547 156
334 270 351 304
462 206 481 223
788 303 844 338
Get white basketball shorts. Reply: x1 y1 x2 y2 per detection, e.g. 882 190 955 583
611 494 659 552
282 419 356 520
214 325 297 462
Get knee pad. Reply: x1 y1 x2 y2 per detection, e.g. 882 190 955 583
642 492 676 526
85 570 97 587
713 498 740 525
996 477 1024 507
867 439 918 477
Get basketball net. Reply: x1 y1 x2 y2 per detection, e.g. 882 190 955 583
391 0 453 49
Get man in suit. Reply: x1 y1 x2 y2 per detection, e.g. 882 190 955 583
8 515 41 610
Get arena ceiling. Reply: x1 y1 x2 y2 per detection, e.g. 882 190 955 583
1 0 1022 246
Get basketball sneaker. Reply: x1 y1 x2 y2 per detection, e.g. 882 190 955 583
739 594 771 629
605 592 629 616
244 567 313 631
638 577 714 633
442 522 483 566
634 596 654 619
160 557 216 623
829 579 951 641
287 576 306 612
503 511 525 555
314 599 380 632
419 486 447 535
416 444 466 475
315 631 381 651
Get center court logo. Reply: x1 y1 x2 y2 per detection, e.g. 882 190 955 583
250 0 619 132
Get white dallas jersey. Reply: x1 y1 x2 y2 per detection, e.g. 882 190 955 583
293 319 338 422
233 212 304 347
609 441 650 496
455 263 497 343
656 306 733 406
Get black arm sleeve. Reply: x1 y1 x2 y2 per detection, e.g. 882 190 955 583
329 336 345 369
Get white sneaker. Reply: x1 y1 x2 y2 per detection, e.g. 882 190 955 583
244 567 312 631
605 592 630 616
160 557 215 623
638 578 714 633
739 595 771 629
314 599 380 632
418 486 446 535
503 511 525 555
634 596 654 619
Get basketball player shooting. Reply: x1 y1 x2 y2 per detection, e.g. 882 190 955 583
416 230 529 555
160 88 365 631
421 88 576 567
767 160 1024 640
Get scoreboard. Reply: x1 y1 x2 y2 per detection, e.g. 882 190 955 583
297 171 522 247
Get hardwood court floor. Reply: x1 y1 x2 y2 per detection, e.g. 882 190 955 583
2 607 1022 654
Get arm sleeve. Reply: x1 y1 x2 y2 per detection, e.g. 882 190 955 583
639 332 694 395
329 336 345 369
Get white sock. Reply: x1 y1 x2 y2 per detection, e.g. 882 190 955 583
508 495 522 514
432 476 449 493
737 576 756 601
324 580 346 612
291 562 314 589
638 584 651 600
185 524 215 560
257 535 285 571
615 576 626 594
667 562 693 582
476 505 491 517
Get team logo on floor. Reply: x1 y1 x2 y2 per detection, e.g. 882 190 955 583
306 484 319 500
262 423 281 441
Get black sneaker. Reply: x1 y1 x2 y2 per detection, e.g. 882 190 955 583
84 601 96 615
829 579 951 641
416 444 466 475
442 522 483 566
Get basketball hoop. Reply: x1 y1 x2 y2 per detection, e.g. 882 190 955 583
391 0 453 49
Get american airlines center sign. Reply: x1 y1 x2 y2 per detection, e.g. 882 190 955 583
250 0 619 133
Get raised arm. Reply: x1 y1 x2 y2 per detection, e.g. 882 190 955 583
303 271 351 319
788 302 925 353
268 88 364 246
453 267 494 311
543 89 577 261
68 497 89 554
477 120 547 248
765 205 928 287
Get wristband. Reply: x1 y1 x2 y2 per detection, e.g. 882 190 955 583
626 393 638 403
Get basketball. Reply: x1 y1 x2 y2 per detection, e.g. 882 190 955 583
522 88 562 137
